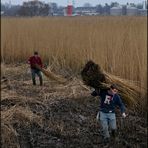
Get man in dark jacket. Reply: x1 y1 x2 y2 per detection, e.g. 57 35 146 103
91 84 126 144
28 51 43 86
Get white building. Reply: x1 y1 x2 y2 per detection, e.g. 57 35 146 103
1 11 4 15
127 6 138 16
110 6 122 16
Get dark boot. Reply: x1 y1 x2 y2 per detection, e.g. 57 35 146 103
111 129 116 139
32 78 36 85
31 70 36 85
103 137 110 146
39 76 43 86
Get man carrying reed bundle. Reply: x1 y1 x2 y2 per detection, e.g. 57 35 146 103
81 61 127 145
28 51 43 86
91 84 126 145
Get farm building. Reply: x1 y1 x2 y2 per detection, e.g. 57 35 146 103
110 6 122 16
74 7 98 16
126 6 138 16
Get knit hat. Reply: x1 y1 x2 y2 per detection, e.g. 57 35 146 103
110 84 118 89
34 51 38 55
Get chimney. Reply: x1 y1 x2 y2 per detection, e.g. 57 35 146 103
143 1 146 10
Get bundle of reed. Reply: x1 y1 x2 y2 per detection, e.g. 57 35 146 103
81 60 144 107
34 64 67 84
81 60 106 89
103 72 142 106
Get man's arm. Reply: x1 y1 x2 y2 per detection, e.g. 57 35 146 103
116 95 126 116
39 57 43 68
91 89 100 97
27 57 31 64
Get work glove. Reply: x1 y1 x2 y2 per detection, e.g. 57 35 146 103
122 112 126 118
96 112 100 121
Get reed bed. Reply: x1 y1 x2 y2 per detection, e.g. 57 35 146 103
1 16 147 94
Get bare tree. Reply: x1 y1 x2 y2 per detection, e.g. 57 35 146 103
18 0 50 16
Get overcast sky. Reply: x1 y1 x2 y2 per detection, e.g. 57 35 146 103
1 0 144 6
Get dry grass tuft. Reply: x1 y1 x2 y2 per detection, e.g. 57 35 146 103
1 106 43 148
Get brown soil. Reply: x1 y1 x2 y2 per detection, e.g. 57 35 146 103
1 65 147 148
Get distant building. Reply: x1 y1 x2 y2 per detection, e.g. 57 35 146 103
138 1 147 16
110 6 122 16
138 9 147 16
74 7 98 15
56 6 65 16
126 6 138 16
49 2 58 15
1 11 4 15
67 4 73 16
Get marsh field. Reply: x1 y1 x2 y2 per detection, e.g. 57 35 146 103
1 16 147 148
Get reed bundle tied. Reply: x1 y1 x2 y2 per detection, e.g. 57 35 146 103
81 60 144 107
34 64 67 84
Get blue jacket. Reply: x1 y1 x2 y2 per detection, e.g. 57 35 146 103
91 89 125 113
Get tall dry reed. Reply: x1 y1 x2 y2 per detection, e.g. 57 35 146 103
1 16 147 92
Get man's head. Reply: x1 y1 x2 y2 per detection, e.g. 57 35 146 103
34 51 38 57
110 84 118 94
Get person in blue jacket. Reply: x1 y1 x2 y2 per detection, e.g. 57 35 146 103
91 84 126 144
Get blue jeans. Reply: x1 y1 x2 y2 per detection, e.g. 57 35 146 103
99 111 117 139
31 69 43 85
